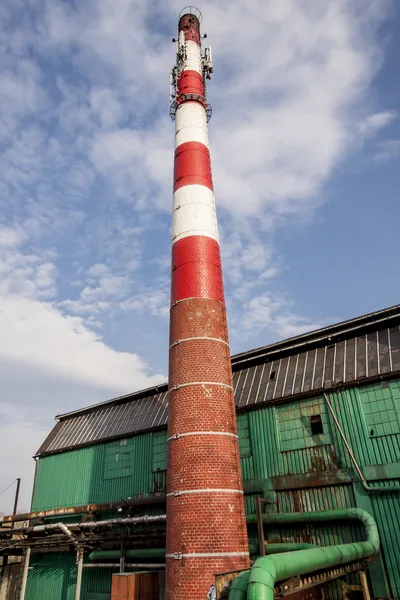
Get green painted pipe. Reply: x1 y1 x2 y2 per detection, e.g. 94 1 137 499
249 543 316 555
88 544 314 561
264 543 317 553
89 548 165 561
230 509 379 600
229 571 250 600
247 507 379 542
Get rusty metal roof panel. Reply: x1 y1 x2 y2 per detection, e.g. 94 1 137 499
36 308 400 456
38 391 169 455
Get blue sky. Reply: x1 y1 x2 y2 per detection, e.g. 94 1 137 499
0 0 399 512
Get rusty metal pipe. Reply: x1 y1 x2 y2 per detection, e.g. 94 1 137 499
0 515 166 536
0 494 166 524
33 523 78 547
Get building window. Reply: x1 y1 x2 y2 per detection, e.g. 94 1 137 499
237 413 252 458
104 438 132 480
277 398 331 451
152 430 168 492
359 382 400 437
310 414 324 435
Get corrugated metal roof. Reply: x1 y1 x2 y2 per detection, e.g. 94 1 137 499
37 390 169 456
36 305 400 456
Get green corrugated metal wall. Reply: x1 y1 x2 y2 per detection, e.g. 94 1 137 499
25 553 131 600
25 554 76 600
31 430 166 510
26 379 400 599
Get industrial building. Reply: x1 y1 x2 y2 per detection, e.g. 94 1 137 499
1 304 400 600
1 6 399 600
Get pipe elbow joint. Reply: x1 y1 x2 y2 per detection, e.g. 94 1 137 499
247 558 277 600
228 570 249 600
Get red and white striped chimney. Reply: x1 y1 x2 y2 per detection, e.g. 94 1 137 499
166 8 250 600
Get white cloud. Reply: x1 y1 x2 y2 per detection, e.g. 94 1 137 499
89 88 124 129
0 226 25 248
88 263 109 277
0 296 163 391
357 111 397 136
372 139 400 163
238 294 323 340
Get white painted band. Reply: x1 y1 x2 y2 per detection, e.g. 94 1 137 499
175 102 208 148
172 185 219 243
171 297 224 307
166 552 249 559
167 431 238 442
169 337 229 350
184 40 202 74
168 382 234 394
167 489 244 497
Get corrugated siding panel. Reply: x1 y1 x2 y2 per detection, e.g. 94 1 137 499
25 553 76 600
370 488 400 599
83 566 118 598
274 485 361 547
248 406 280 479
328 383 400 468
32 432 154 511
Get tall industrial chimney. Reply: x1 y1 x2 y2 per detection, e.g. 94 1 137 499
166 7 250 599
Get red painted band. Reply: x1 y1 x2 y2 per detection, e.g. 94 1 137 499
178 70 204 97
174 141 213 192
171 235 225 304
179 14 201 44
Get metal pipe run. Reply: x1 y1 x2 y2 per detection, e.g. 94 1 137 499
32 522 78 547
89 546 303 562
263 543 317 554
247 508 379 546
323 393 400 493
248 543 317 556
76 515 166 529
231 509 379 600
75 547 83 600
83 563 165 569
1 515 166 536
89 548 166 561
0 494 166 523
19 547 31 600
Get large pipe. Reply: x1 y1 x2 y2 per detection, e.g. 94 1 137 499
83 563 165 569
231 509 379 600
90 545 314 562
75 547 83 600
323 393 400 493
263 543 317 554
166 8 249 599
89 549 166 561
247 507 379 544
0 494 166 524
19 547 31 600
246 538 379 600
